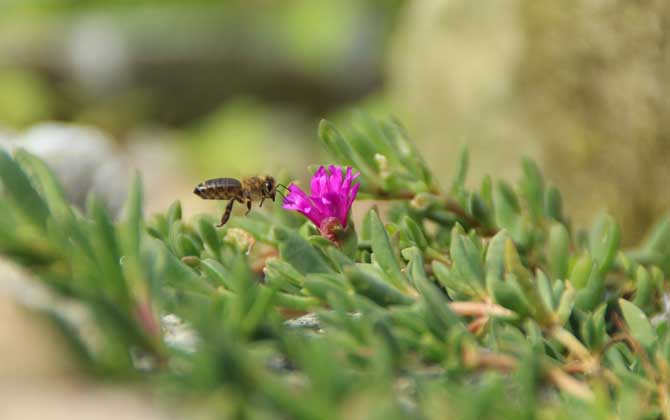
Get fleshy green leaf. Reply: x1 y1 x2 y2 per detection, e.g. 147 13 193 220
485 229 509 280
555 282 576 325
0 149 50 230
449 146 469 196
570 254 593 290
491 278 532 318
199 258 234 290
303 272 349 302
628 217 670 275
619 299 657 351
344 265 413 306
574 263 604 311
519 157 544 222
167 200 182 226
196 216 222 260
120 173 143 258
368 208 407 291
14 149 69 217
274 226 333 274
400 216 428 250
547 223 570 280
544 185 564 222
433 260 475 299
632 266 652 313
407 248 461 339
589 214 621 274
450 228 485 294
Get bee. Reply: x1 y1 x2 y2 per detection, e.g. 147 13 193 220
193 176 286 227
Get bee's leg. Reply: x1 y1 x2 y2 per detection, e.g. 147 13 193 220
245 199 252 215
259 197 265 208
216 200 236 227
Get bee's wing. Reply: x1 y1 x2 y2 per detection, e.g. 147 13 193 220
215 178 242 188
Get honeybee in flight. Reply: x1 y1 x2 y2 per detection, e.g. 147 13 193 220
193 176 286 227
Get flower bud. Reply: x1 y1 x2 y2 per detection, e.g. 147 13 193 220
224 228 256 255
319 216 344 244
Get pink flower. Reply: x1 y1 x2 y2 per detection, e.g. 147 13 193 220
283 165 360 233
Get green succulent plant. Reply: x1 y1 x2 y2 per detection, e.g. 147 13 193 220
0 114 668 419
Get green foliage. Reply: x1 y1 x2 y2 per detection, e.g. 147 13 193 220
1 115 669 418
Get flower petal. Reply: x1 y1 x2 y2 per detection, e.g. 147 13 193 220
310 166 327 197
282 184 326 226
327 165 343 194
282 184 309 208
301 205 326 227
347 182 361 209
341 167 360 196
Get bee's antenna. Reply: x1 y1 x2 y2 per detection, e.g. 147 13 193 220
276 183 290 192
276 190 287 200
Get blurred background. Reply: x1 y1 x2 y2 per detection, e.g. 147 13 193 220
0 0 668 417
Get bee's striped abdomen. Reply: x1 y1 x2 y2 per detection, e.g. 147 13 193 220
194 178 242 200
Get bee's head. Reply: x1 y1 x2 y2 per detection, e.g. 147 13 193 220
263 176 276 201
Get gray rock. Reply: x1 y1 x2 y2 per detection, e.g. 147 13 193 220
0 122 129 216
